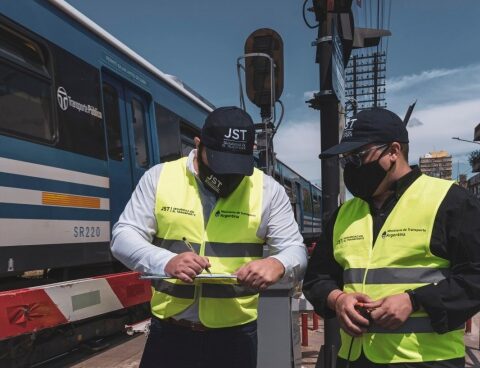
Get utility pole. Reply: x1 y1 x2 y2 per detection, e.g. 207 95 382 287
304 1 390 365
307 1 345 367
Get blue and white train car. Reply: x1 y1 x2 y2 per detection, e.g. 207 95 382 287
0 1 322 365
0 0 213 362
273 160 322 244
0 0 214 279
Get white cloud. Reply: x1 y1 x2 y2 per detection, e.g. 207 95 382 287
274 120 321 181
387 63 480 169
407 117 423 128
387 63 480 112
406 98 480 166
303 90 316 100
388 67 459 93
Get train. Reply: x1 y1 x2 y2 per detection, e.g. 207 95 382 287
0 1 321 365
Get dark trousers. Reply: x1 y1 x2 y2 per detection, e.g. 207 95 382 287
337 351 465 368
139 317 257 368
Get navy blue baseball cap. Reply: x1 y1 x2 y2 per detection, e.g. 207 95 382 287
201 106 255 175
320 108 409 158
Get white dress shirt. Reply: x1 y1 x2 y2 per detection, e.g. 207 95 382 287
111 150 307 321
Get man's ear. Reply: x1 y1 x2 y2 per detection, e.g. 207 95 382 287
389 142 402 162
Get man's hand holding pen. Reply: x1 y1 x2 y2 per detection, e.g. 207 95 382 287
165 252 211 283
164 238 211 283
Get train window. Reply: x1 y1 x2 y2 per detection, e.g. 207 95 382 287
0 25 49 77
302 187 312 213
131 98 148 167
52 44 105 159
103 83 123 160
0 26 53 142
0 63 53 141
154 103 181 162
283 179 293 200
274 172 282 183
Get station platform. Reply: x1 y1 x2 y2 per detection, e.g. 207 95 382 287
60 314 480 368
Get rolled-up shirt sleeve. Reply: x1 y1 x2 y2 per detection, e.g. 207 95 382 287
259 175 308 284
111 164 176 275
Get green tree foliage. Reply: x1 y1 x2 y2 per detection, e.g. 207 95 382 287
468 150 480 169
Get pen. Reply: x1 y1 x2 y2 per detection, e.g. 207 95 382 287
182 237 211 274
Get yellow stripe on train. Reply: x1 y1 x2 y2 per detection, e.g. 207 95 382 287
42 192 101 209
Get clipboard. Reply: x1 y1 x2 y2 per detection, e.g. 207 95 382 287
140 274 237 280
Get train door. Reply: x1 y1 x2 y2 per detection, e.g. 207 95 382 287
125 88 152 183
102 73 151 224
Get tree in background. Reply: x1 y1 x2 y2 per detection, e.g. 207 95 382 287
468 150 480 172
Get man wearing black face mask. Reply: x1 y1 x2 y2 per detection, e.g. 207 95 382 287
112 106 307 368
303 108 480 367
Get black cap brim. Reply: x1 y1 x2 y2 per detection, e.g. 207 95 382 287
319 141 369 158
205 146 254 175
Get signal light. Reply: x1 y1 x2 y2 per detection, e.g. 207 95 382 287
244 28 284 109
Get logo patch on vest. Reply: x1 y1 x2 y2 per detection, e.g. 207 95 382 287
381 227 427 239
214 210 255 219
161 206 196 216
336 234 364 246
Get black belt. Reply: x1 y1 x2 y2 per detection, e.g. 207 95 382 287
157 317 257 333
161 318 211 332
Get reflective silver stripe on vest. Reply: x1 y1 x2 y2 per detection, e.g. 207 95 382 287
343 268 450 284
202 284 258 298
204 242 263 257
368 317 465 334
152 279 195 299
153 237 201 254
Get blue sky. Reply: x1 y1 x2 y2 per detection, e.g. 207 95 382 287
67 0 480 182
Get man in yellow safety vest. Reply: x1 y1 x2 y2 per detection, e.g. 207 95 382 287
303 108 480 367
112 106 307 368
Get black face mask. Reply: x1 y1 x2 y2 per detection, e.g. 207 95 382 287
343 155 391 200
197 153 245 198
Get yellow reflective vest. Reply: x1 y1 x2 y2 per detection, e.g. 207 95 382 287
333 174 465 363
151 157 264 328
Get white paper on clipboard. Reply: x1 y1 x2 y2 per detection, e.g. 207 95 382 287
140 274 237 280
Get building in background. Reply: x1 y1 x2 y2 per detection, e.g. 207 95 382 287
468 173 480 199
419 151 452 180
467 123 480 198
458 174 468 188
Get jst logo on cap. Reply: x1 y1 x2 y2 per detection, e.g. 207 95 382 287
343 118 357 138
224 128 248 141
